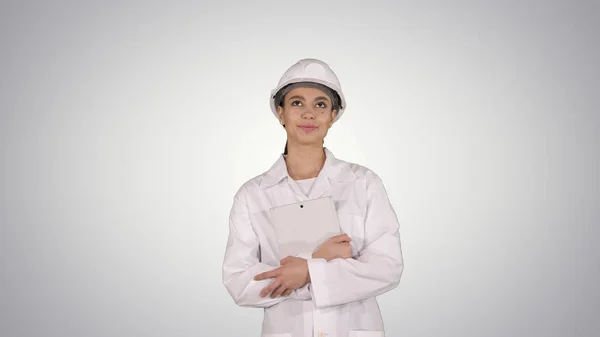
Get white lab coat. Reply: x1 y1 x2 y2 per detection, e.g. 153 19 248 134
222 148 403 337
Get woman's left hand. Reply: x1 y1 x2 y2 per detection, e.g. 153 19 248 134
254 256 310 298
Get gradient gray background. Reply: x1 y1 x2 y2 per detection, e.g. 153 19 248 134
1 1 599 336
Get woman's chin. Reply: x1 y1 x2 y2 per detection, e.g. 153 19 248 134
293 137 324 147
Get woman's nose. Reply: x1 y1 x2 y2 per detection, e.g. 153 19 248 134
302 108 316 119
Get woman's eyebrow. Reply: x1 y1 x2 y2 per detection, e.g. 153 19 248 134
287 95 331 102
313 96 331 102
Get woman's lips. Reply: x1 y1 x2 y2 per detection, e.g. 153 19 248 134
299 125 318 132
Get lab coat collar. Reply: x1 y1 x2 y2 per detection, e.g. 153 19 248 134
259 147 356 190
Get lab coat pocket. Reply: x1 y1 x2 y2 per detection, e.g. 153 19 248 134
336 212 366 257
349 331 385 337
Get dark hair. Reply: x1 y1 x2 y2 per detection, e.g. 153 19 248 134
274 82 342 112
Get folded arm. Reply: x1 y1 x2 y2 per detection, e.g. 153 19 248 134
222 188 311 308
307 173 404 309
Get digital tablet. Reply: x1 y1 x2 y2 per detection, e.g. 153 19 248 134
270 196 341 259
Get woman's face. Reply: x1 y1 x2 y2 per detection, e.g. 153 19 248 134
277 86 337 147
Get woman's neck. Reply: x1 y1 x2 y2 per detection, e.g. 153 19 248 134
284 144 326 180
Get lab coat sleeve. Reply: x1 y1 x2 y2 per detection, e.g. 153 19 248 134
222 188 311 308
288 252 314 300
306 173 404 309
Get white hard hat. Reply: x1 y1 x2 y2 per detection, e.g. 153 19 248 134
270 58 346 123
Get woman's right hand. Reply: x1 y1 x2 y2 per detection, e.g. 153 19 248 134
312 234 353 261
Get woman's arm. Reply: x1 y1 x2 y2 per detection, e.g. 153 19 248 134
222 188 311 308
306 172 404 309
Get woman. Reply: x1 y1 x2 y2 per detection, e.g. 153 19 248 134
222 58 404 337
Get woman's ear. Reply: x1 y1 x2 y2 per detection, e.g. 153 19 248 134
277 106 285 127
329 109 338 127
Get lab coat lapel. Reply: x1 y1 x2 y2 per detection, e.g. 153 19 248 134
307 168 332 200
308 148 344 200
259 155 287 189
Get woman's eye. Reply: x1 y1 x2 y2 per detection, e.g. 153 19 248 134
316 102 327 108
291 100 302 106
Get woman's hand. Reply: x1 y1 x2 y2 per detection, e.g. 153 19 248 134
312 233 353 261
254 256 310 298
